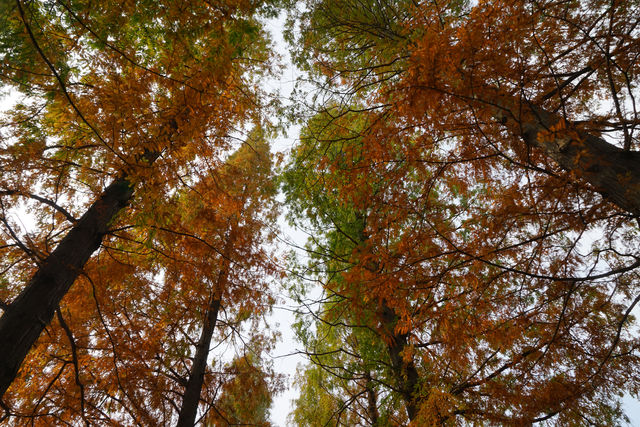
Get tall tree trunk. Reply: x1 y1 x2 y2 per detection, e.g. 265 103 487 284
494 95 640 217
380 304 419 421
358 218 420 421
364 371 379 426
176 236 233 427
0 176 134 398
175 295 222 427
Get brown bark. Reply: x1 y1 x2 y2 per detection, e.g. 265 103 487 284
380 304 419 421
176 235 233 427
0 177 134 399
359 217 420 422
494 95 640 217
364 371 379 426
175 296 222 427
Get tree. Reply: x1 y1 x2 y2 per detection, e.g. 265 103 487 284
288 0 640 217
289 289 409 426
206 351 283 426
2 0 640 424
283 109 422 424
174 129 280 426
0 0 279 409
401 0 640 217
1 128 283 425
283 100 640 424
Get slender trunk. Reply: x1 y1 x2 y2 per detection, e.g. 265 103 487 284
176 236 233 427
494 95 640 217
0 177 134 398
357 217 420 421
364 371 379 426
380 304 419 421
175 295 222 427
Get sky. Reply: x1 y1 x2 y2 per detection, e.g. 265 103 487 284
263 15 307 425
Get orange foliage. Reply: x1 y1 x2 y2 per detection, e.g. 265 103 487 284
286 0 640 424
0 0 281 424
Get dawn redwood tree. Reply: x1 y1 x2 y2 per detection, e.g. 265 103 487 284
286 2 640 422
288 0 640 218
0 0 279 405
284 112 411 426
283 102 640 423
290 309 409 426
401 0 640 217
3 136 283 424
205 351 282 426
285 0 640 298
284 111 424 424
174 131 280 426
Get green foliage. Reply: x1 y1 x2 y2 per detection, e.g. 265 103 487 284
283 109 414 425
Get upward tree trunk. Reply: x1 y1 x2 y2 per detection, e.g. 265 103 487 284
175 295 222 427
358 219 420 421
380 304 420 421
364 371 379 426
494 95 640 217
176 235 233 427
0 177 134 399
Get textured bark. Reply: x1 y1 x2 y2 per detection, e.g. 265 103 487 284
176 296 222 427
380 304 419 421
176 235 233 427
364 371 379 426
495 96 640 217
0 177 134 399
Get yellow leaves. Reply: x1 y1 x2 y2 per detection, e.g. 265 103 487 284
0 6 277 417
284 0 640 424
414 388 459 427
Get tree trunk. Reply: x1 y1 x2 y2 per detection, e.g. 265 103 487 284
176 234 233 427
494 95 640 217
175 295 222 427
364 371 379 426
380 304 419 421
0 176 134 398
359 217 420 422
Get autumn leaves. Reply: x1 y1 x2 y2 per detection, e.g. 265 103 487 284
1 0 640 425
1 0 280 424
286 0 640 424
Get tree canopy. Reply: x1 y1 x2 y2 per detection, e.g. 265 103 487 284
284 0 640 424
1 0 640 425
